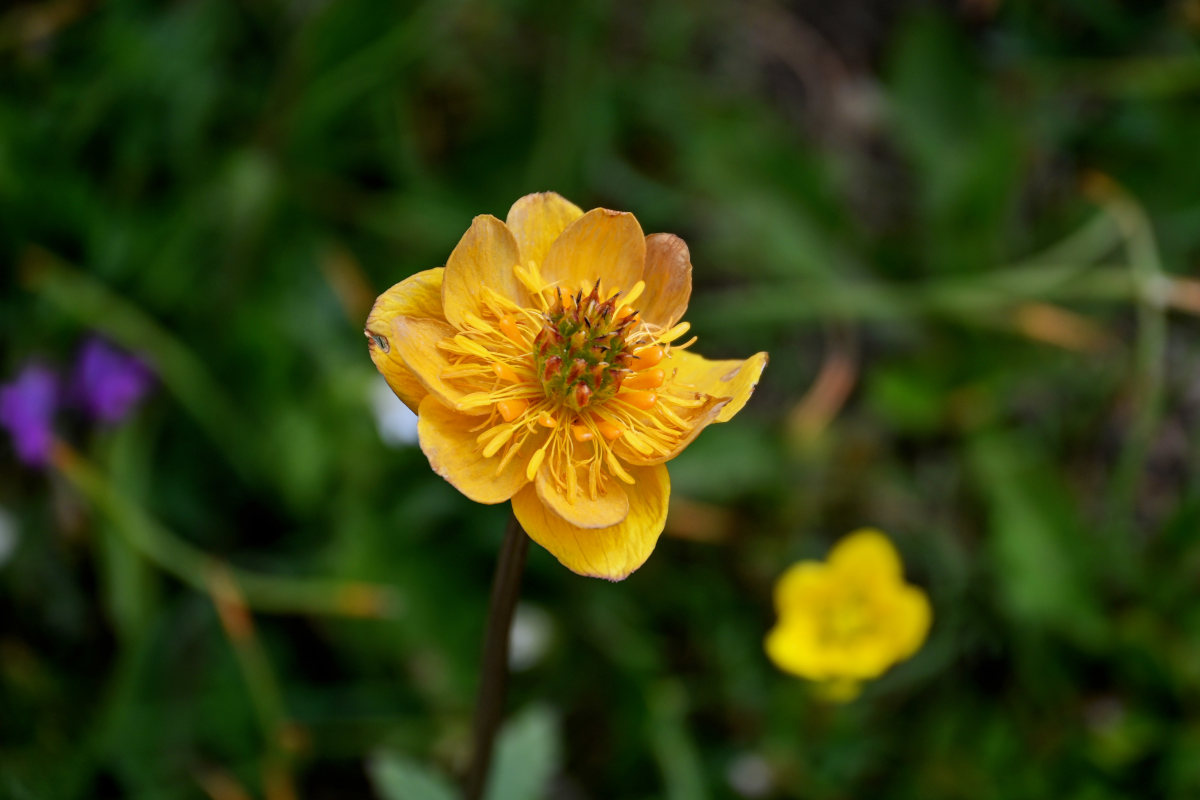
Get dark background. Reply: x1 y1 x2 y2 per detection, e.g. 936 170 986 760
3 1 1200 797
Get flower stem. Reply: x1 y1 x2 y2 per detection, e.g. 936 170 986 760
463 512 529 800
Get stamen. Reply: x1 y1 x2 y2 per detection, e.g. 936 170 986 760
631 345 664 369
526 447 547 480
493 363 523 383
537 412 557 428
453 335 493 359
619 390 657 410
595 419 624 441
623 280 646 307
658 322 691 344
622 368 664 391
482 425 515 458
572 423 594 442
497 398 528 422
499 315 523 345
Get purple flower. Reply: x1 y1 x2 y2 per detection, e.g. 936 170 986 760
73 338 154 425
0 364 59 467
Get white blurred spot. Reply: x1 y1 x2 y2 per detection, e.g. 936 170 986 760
370 377 419 446
508 602 554 672
726 753 773 798
0 506 17 569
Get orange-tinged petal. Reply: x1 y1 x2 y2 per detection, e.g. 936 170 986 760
416 395 533 504
639 233 692 328
390 315 474 409
442 215 526 329
541 208 646 297
828 528 902 584
667 350 769 423
505 192 584 268
513 463 669 580
365 268 446 412
534 465 629 529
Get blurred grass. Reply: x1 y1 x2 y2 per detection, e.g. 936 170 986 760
3 1 1200 798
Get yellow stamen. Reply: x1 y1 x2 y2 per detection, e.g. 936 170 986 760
499 315 523 345
658 322 691 344
595 419 623 441
453 334 492 359
631 345 664 369
497 398 528 422
620 390 657 410
493 363 522 383
526 447 547 481
482 425 515 458
537 412 557 428
622 280 646 307
572 424 594 442
622 368 664 391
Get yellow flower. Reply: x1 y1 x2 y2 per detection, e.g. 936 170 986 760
765 529 931 701
365 193 768 580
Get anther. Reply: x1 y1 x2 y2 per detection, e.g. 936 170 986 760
537 412 557 428
571 424 594 442
619 390 657 410
499 315 523 345
493 363 522 383
595 419 624 441
622 368 664 391
526 447 546 481
623 280 646 307
497 399 528 422
631 345 664 369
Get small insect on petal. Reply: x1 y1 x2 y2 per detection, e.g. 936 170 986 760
631 345 664 370
497 399 528 422
619 390 657 410
622 368 664 391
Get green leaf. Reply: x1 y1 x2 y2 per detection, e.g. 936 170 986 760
369 751 460 800
485 706 561 800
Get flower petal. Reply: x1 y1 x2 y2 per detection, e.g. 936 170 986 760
667 350 769 423
639 233 692 329
541 208 646 297
416 395 533 504
829 528 902 583
765 618 827 680
513 463 669 580
535 464 629 529
892 585 932 659
390 315 473 409
442 215 526 329
365 268 446 412
506 192 584 269
772 561 828 614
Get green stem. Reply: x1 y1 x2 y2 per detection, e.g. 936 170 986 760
463 513 529 800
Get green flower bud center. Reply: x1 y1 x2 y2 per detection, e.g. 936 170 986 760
533 283 640 412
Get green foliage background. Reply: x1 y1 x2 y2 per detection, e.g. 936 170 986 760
3 1 1200 797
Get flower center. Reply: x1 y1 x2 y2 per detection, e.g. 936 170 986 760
533 282 644 412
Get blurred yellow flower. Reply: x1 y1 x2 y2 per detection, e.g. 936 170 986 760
365 192 767 580
765 529 931 701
